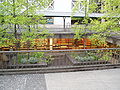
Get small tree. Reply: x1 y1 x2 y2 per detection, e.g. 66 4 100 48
72 0 120 48
0 0 52 50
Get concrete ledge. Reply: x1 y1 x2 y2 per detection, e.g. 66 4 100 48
0 64 120 75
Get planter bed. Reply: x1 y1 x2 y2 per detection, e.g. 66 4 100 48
66 54 110 66
45 53 73 66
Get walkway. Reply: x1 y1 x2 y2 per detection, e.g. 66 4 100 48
1 69 120 90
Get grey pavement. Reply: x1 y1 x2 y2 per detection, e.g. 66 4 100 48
1 69 120 90
0 74 47 90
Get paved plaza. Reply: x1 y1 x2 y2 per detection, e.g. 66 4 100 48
1 69 120 90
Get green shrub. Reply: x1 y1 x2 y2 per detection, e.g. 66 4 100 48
20 58 28 64
74 51 111 62
28 57 39 64
75 56 97 62
20 57 40 64
44 55 54 64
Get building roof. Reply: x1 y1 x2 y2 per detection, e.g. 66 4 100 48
38 11 104 17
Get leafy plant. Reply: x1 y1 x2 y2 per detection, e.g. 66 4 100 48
44 55 54 64
87 52 100 60
19 52 55 64
20 58 28 64
28 57 39 64
98 52 112 61
75 56 96 62
29 52 44 58
20 57 40 64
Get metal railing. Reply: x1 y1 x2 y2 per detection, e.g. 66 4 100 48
0 48 120 69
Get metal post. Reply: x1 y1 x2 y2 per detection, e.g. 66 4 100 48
63 17 66 31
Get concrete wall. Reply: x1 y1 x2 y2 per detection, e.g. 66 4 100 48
54 17 71 26
53 0 72 25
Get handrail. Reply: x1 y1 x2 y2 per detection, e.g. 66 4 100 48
0 48 120 53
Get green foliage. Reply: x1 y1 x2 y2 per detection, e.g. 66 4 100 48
73 52 99 62
31 52 44 58
0 0 52 50
18 52 43 64
75 56 96 62
98 51 112 61
44 55 54 64
73 23 85 39
20 58 28 64
20 57 39 64
18 52 54 64
102 0 120 17
72 51 112 62
88 52 100 60
28 57 39 64
72 0 120 47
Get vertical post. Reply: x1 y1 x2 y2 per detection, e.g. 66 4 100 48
50 38 53 50
63 17 66 31
83 0 88 49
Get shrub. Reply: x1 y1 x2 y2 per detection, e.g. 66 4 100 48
75 56 96 62
28 57 39 64
20 57 40 64
20 58 28 64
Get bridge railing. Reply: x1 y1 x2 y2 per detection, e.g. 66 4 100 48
0 48 120 69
